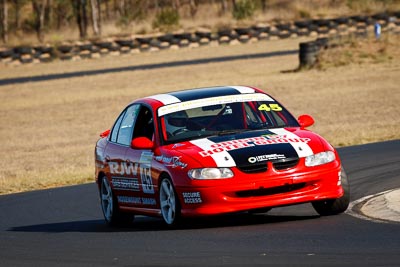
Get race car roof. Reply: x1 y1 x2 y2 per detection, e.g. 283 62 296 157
147 86 256 106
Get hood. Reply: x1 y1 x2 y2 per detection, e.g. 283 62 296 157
171 128 326 169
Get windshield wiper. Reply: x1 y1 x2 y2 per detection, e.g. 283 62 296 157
217 129 249 136
248 122 270 129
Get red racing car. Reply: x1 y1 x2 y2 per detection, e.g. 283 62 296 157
95 86 350 226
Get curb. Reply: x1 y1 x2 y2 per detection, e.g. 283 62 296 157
346 189 400 224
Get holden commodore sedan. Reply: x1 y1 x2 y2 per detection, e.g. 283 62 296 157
95 86 350 226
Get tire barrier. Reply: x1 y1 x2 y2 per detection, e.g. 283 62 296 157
299 37 336 68
299 41 319 67
1 11 399 65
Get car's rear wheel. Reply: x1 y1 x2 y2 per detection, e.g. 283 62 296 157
312 169 350 216
159 176 181 226
100 176 134 226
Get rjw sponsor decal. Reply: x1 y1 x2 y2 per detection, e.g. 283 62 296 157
108 151 155 194
199 135 310 157
108 162 139 176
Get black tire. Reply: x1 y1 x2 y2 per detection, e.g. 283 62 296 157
78 44 93 52
333 17 349 25
100 176 134 226
218 29 232 37
94 41 113 49
234 27 251 35
173 33 192 41
194 31 210 39
268 29 279 36
115 39 133 47
0 49 13 58
276 23 291 31
58 45 73 54
253 25 270 33
372 12 389 21
159 176 181 226
295 20 312 28
158 34 175 43
136 37 152 45
14 46 32 55
299 41 319 67
306 24 318 32
312 169 350 216
34 46 53 54
296 30 310 37
313 19 331 27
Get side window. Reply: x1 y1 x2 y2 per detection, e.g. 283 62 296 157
115 104 141 146
110 111 125 143
132 106 154 140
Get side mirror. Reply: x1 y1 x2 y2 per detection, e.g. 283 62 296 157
100 129 110 138
131 137 154 149
298 114 314 128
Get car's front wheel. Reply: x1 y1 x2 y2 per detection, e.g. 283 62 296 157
159 176 181 226
100 176 134 226
312 169 350 216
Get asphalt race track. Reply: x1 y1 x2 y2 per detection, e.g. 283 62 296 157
0 140 399 266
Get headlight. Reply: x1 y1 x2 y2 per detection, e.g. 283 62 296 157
188 168 234 180
305 151 336 167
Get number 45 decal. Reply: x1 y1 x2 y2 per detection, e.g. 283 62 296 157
258 103 282 112
141 164 154 194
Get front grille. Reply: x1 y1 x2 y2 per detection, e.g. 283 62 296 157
236 183 306 198
236 158 299 173
273 158 299 170
237 163 268 174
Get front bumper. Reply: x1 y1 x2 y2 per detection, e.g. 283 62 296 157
177 161 343 216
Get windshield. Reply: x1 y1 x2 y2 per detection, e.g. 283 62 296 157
158 96 299 143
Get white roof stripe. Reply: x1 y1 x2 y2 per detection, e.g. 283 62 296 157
228 86 255 94
158 93 274 117
147 94 181 105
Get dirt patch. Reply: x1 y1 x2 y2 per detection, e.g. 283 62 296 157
316 34 400 69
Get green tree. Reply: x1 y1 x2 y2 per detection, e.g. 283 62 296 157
232 0 255 20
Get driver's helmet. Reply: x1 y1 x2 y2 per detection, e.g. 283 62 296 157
164 110 188 135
